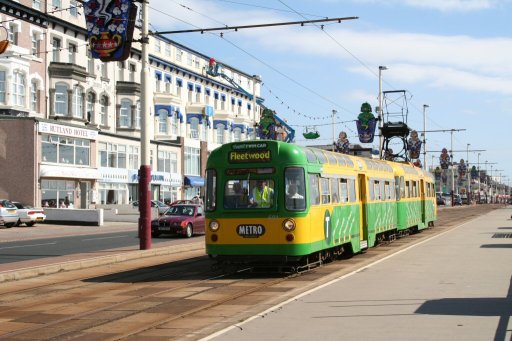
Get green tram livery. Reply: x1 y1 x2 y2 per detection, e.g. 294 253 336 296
205 140 436 268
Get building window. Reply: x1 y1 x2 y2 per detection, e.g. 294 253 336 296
233 127 242 142
68 43 77 64
129 63 136 82
158 108 168 134
52 0 62 9
171 112 179 135
30 80 39 112
70 0 78 16
32 0 41 10
184 146 200 176
100 63 108 78
189 117 199 139
86 92 95 123
118 61 125 81
154 39 161 53
31 32 40 56
52 37 61 62
8 23 18 45
99 95 108 125
72 86 83 118
135 101 141 129
99 142 129 169
0 71 5 104
187 53 193 66
176 49 183 62
41 134 90 165
216 124 225 144
165 44 171 57
119 99 132 128
10 71 25 107
41 179 75 208
129 145 139 169
157 151 177 173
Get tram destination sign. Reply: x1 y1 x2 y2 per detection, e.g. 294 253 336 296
229 149 271 163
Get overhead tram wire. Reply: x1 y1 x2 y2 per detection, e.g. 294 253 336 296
206 0 327 18
148 5 357 118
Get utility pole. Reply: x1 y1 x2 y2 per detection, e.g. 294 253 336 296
139 0 151 250
378 66 387 159
332 109 336 152
423 104 429 168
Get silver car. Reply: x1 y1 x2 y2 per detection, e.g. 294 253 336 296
0 199 18 228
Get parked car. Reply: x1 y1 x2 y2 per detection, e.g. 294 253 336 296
151 204 205 238
131 200 169 215
0 199 18 228
436 193 446 206
12 202 46 227
453 194 463 206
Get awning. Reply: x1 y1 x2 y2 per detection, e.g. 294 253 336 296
184 176 205 187
40 165 101 180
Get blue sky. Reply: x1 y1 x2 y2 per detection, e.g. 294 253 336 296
148 0 512 184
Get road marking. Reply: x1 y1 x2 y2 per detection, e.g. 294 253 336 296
82 235 131 241
0 242 57 250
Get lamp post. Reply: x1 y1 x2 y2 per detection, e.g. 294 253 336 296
466 143 470 203
477 152 481 202
138 0 151 250
378 66 387 159
423 104 429 168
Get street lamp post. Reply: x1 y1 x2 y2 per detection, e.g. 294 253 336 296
138 0 151 250
378 66 387 159
477 152 481 203
466 143 470 203
423 104 429 168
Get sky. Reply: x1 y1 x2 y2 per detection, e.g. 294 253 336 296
147 0 512 184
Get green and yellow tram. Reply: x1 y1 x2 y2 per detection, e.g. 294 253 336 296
204 140 436 267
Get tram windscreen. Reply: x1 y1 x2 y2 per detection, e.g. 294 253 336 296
224 179 275 209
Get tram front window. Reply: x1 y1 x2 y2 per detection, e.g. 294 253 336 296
224 179 275 209
285 168 306 211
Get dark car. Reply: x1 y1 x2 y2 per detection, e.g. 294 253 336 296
151 204 205 238
436 193 446 206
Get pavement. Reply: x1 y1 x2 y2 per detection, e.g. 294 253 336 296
0 221 204 283
202 206 512 341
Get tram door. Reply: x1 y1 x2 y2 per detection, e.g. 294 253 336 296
358 174 369 248
420 179 426 226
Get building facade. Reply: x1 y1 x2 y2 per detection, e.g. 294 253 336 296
0 0 262 208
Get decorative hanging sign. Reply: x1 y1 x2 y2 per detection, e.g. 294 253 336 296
356 102 377 143
440 148 450 169
84 0 138 62
408 130 422 159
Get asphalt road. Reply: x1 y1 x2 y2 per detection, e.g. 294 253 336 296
0 230 201 264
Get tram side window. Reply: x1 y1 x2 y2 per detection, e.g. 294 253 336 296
405 181 410 198
285 168 306 211
412 181 417 198
340 179 348 203
205 169 216 212
320 177 330 204
384 181 391 200
374 180 381 201
331 178 340 204
369 179 374 201
309 174 320 206
349 179 356 202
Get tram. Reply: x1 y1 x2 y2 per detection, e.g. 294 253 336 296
204 140 436 268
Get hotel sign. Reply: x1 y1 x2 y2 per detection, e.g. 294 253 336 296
39 122 99 140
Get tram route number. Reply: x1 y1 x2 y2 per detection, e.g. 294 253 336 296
237 224 266 238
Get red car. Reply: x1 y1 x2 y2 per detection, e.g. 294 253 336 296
151 204 205 238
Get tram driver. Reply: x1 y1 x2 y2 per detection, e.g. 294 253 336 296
249 180 274 208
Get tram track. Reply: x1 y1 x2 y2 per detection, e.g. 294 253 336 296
0 204 501 340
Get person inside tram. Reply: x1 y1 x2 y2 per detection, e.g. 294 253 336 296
249 180 274 208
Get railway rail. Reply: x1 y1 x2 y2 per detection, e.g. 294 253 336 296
0 204 500 340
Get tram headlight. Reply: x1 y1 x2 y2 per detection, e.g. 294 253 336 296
209 220 220 232
282 218 296 232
